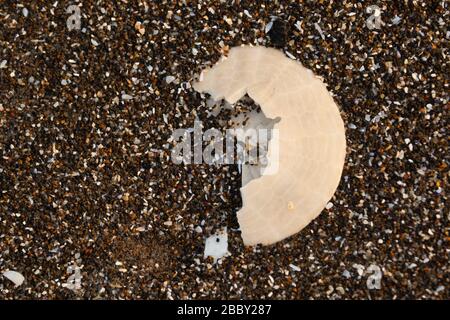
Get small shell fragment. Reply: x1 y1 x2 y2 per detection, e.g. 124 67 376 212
121 94 133 101
165 75 176 84
134 21 145 35
289 264 301 272
204 228 229 263
2 270 25 287
265 21 274 34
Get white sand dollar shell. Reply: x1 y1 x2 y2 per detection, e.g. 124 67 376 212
194 46 346 246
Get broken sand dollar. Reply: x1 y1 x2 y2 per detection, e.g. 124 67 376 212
194 46 346 246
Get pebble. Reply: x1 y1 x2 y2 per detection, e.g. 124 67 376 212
289 264 301 272
121 94 133 101
165 76 176 84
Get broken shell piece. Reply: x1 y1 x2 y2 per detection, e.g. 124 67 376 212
204 228 229 263
193 46 346 246
134 21 145 35
2 270 25 287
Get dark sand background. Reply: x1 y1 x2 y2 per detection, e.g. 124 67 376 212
0 0 448 299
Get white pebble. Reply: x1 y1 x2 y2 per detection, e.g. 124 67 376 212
121 94 133 100
391 16 401 25
165 75 176 84
289 264 301 272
